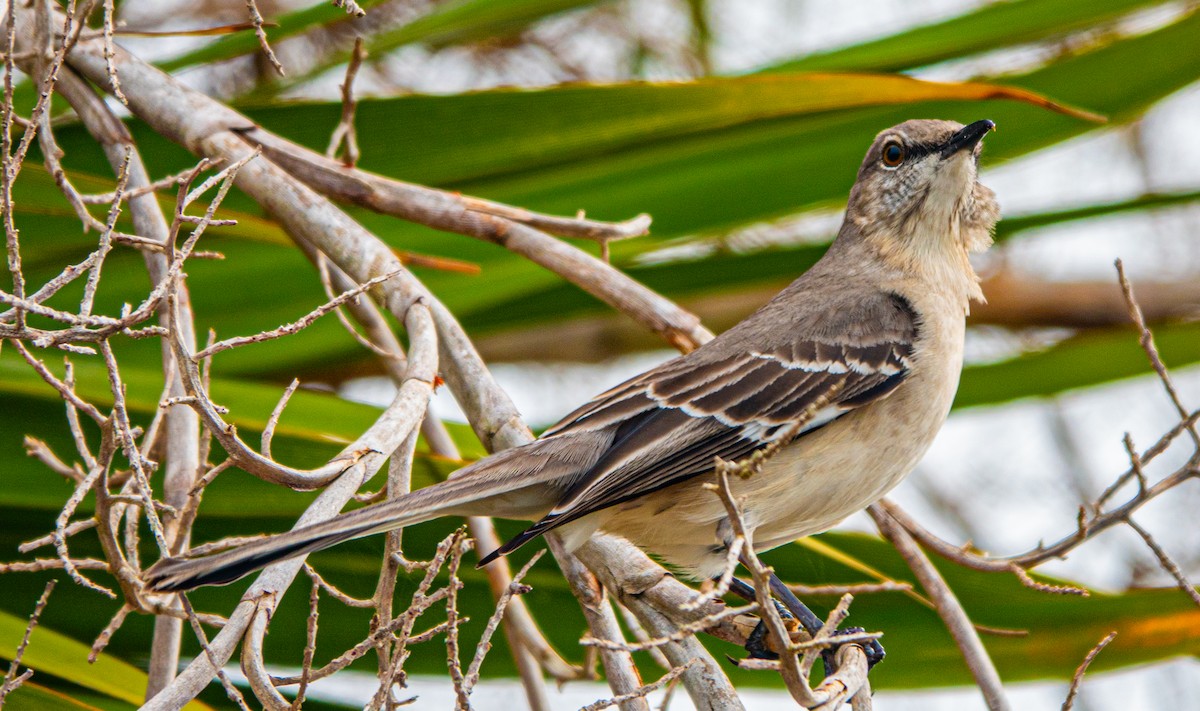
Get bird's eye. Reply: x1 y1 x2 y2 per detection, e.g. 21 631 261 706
882 142 905 167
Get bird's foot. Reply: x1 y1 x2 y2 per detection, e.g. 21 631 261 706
744 617 778 660
743 600 794 660
744 618 885 675
820 626 885 677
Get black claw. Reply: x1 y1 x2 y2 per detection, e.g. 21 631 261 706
744 618 779 660
821 626 885 677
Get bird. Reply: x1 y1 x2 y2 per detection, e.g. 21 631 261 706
145 119 999 657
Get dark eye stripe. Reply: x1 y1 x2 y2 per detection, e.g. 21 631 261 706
903 141 939 161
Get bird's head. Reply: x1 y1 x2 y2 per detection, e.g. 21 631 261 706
847 119 999 253
843 119 1000 304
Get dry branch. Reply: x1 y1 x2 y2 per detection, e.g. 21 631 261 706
1061 631 1116 711
0 581 54 705
871 505 1011 711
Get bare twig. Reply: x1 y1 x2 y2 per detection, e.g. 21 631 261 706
245 0 284 76
101 0 124 103
444 530 471 710
462 551 543 695
871 505 1011 711
1124 518 1200 608
90 604 132 663
140 302 437 711
79 163 202 203
466 519 561 711
461 196 653 242
237 128 711 352
1115 259 1199 447
304 563 374 608
193 268 403 360
292 577 321 710
0 581 55 705
580 660 699 711
710 466 826 707
787 581 912 596
261 379 299 460
181 596 251 710
326 37 365 167
1061 631 1117 711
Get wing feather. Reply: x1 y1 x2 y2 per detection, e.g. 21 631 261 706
486 291 920 561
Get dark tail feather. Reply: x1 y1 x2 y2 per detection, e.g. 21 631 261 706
144 473 498 593
144 520 376 592
477 514 564 567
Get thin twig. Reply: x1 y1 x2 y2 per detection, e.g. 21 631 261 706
261 379 299 460
245 0 284 75
580 660 699 711
101 0 124 103
444 530 471 710
193 268 403 360
1124 518 1200 608
1115 259 1199 447
462 551 543 695
292 577 321 710
0 581 55 704
326 37 365 168
304 563 375 608
871 505 1010 711
1061 631 1116 711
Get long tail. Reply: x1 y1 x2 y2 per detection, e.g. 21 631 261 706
144 473 507 593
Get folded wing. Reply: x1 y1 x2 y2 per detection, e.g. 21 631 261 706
482 292 918 562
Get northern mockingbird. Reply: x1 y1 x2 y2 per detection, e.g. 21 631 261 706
146 118 998 662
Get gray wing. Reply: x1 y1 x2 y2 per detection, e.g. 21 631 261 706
481 291 918 562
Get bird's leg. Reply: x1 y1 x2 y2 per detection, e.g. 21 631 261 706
723 576 792 659
768 570 885 674
725 560 886 673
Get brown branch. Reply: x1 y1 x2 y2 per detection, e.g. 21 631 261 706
326 37 365 167
1115 259 1199 447
787 581 912 597
579 660 698 711
460 196 652 242
0 581 55 704
238 128 710 352
141 302 438 710
245 0 284 76
193 268 403 360
870 505 1011 711
1061 631 1117 711
1124 518 1200 608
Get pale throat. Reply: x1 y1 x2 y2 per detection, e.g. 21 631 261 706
866 187 989 311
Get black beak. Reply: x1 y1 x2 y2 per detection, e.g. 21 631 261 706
940 119 995 158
